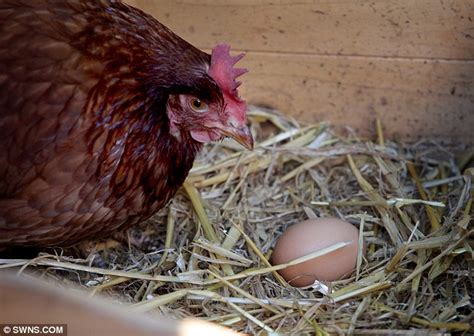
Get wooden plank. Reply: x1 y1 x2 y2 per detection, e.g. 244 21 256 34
128 0 474 60
238 52 474 143
125 0 474 143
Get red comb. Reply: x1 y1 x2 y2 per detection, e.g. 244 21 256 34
209 44 248 123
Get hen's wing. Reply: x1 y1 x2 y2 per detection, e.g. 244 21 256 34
0 0 102 196
0 1 109 245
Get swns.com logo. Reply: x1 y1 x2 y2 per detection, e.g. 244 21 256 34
1 325 67 336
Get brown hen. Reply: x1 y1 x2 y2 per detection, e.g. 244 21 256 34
0 0 253 247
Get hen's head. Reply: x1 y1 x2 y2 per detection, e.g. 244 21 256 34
165 44 253 150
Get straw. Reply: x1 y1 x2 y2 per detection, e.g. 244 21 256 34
2 107 471 334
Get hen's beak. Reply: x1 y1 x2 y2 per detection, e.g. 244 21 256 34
221 125 254 150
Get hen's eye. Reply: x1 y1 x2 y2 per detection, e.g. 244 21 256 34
189 97 208 112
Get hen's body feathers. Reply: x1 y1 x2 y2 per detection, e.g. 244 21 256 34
0 1 214 246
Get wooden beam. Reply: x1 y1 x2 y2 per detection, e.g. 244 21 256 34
126 0 474 143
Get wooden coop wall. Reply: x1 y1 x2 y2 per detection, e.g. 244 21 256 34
127 0 474 144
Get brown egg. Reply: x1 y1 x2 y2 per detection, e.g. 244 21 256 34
271 218 364 287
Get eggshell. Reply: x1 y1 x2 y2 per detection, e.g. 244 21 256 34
271 218 364 287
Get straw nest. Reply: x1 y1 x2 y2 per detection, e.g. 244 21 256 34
1 108 473 335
